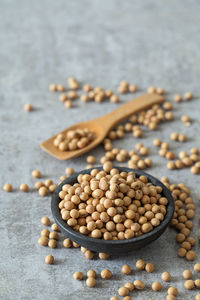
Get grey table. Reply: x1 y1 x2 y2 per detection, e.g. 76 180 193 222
1 1 200 299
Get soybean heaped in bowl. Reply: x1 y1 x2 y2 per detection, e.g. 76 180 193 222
51 166 174 254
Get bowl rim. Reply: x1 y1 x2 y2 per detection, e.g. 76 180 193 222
51 167 174 246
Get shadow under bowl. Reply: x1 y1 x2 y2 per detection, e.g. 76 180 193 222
51 167 174 255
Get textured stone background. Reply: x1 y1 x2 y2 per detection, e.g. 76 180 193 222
1 0 200 299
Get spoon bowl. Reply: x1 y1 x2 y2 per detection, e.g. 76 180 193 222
41 94 164 160
51 167 174 254
40 120 105 160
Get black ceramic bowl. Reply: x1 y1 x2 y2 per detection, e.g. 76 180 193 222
51 167 174 255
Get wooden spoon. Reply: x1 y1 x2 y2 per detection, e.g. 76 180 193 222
40 93 164 160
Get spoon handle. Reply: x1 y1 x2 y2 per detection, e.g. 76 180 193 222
99 93 164 131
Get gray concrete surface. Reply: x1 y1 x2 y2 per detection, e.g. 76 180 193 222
1 0 200 299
